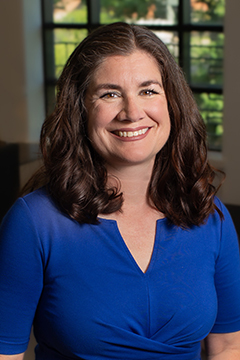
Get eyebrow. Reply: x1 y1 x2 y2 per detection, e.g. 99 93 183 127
93 80 163 92
140 80 163 88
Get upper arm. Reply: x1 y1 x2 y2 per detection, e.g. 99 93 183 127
0 199 43 355
210 202 240 334
204 331 240 358
204 204 240 358
0 354 24 360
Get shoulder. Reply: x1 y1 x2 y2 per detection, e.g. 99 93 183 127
214 196 229 216
210 197 239 263
203 197 238 247
16 187 69 224
1 187 71 239
202 196 235 229
173 198 238 260
1 188 90 265
21 187 58 213
212 197 237 233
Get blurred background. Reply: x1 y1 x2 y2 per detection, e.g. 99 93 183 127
0 0 239 227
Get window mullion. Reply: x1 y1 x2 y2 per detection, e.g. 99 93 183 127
87 0 100 28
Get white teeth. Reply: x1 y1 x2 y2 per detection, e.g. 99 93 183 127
117 128 148 138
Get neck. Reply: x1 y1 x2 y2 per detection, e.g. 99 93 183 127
106 161 154 208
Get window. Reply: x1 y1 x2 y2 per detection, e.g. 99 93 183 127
41 0 225 151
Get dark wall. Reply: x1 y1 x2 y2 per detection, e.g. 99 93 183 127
0 143 19 223
226 204 240 239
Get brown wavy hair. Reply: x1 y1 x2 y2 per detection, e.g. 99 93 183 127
23 22 224 227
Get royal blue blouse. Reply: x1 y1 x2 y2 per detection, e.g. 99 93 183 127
1 188 240 360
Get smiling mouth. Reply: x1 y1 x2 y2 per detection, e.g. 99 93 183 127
113 127 149 138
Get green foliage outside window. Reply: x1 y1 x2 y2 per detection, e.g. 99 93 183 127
53 0 87 23
192 0 225 24
190 32 224 86
194 93 224 151
100 0 169 22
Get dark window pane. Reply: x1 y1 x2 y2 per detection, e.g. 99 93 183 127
54 29 88 77
100 0 178 25
190 0 225 25
186 31 224 87
194 92 224 151
53 0 87 23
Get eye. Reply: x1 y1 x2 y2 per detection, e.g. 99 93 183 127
140 89 159 96
100 92 119 99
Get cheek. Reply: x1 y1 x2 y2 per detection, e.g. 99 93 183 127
152 105 171 129
88 106 113 132
161 104 171 127
148 97 169 115
87 110 102 138
87 112 108 147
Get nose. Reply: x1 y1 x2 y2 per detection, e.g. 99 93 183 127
116 96 145 122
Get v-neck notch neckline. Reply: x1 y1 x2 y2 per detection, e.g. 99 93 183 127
98 217 166 276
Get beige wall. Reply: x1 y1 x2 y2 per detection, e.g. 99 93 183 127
220 0 240 205
0 0 44 143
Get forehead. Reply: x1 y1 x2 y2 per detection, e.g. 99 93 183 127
90 50 162 84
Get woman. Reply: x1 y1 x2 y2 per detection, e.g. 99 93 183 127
1 22 240 360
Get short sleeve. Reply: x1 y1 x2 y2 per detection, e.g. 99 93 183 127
211 201 240 333
0 199 44 354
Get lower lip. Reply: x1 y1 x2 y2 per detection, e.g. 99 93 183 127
111 128 150 142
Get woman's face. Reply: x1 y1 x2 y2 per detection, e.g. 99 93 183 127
85 50 171 169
